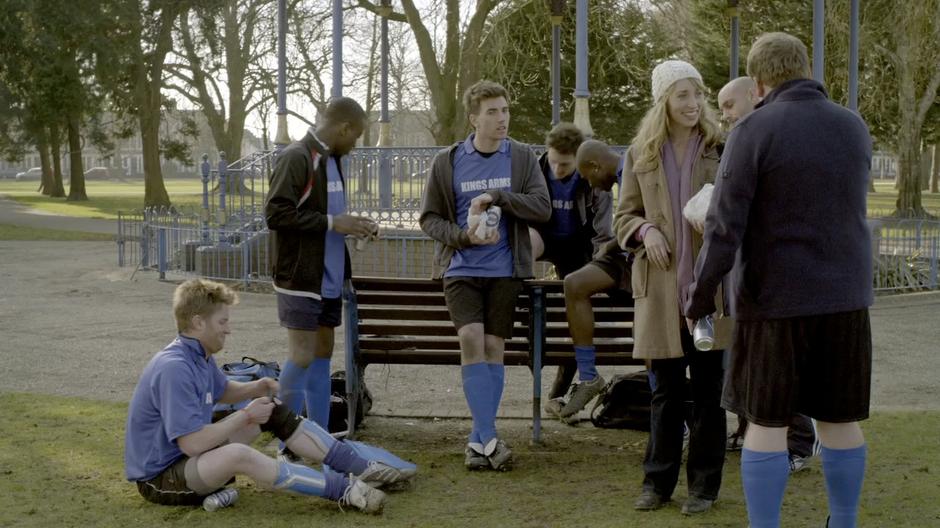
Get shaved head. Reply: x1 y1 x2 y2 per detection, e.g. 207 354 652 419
717 77 759 127
576 139 621 191
317 96 367 156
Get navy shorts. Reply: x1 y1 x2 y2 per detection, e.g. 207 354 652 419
276 292 342 330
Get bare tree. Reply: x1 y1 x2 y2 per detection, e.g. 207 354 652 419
167 0 277 162
357 0 505 144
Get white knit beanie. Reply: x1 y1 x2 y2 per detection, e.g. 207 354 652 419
651 60 703 102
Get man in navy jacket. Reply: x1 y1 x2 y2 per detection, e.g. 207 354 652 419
685 33 873 528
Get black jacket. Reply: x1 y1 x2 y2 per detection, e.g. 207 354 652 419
686 78 873 321
265 132 351 298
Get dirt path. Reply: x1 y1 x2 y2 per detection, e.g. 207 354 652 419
1 240 938 416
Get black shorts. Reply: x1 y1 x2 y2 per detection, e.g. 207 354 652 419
136 456 220 506
590 251 633 293
442 277 523 339
539 235 592 279
276 293 342 330
723 308 872 427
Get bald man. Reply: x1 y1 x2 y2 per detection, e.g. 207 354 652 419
717 78 818 473
266 97 377 456
717 76 760 127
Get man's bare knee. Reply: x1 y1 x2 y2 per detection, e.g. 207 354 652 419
287 328 318 366
816 420 864 450
458 323 486 364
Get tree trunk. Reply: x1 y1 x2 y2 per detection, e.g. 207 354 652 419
895 134 924 217
37 131 56 197
140 111 171 207
931 143 939 193
49 123 65 197
66 112 87 201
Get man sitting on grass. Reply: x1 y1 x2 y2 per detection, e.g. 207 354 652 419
124 279 415 513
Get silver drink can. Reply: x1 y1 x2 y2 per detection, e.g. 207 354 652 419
693 315 715 351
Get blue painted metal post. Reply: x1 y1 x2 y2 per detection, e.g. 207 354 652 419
931 235 939 290
218 152 228 235
332 0 343 98
848 0 859 111
813 0 825 83
728 1 740 80
117 212 125 267
343 280 360 439
531 286 544 444
141 209 150 268
549 0 565 126
274 0 290 148
573 0 592 136
378 0 392 209
158 228 167 280
201 154 210 243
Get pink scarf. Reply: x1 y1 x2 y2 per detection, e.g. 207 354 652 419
662 133 703 313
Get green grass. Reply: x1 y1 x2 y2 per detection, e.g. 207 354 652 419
0 392 937 527
0 179 207 219
2 178 938 221
0 223 114 241
869 181 940 216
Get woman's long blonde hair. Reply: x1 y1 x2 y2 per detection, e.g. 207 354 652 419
630 77 722 173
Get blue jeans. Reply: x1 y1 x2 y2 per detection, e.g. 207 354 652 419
643 328 726 501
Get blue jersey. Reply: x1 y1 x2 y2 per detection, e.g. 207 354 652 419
125 336 228 481
546 170 581 238
321 156 346 298
445 136 513 278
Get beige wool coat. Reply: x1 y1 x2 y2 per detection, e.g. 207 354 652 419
614 142 733 360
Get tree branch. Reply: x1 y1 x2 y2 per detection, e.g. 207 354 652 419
355 0 408 23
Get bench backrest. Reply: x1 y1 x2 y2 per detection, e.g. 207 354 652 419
345 277 641 368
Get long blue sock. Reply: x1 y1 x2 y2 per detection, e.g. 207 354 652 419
273 460 347 500
278 360 307 416
741 449 790 528
461 363 494 449
488 362 505 430
574 345 598 381
821 444 867 528
305 357 332 429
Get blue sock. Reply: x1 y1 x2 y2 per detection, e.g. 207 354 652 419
741 449 790 528
647 369 658 391
273 460 344 499
305 358 331 429
323 441 369 475
278 360 307 416
821 444 867 528
574 346 598 381
488 362 505 427
461 363 494 448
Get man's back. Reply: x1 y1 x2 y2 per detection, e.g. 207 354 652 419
723 78 873 320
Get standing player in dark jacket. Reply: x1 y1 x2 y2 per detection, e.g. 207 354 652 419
265 98 377 443
686 33 873 528
420 80 550 471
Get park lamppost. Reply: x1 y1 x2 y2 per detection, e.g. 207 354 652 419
727 0 740 80
813 0 825 83
332 0 343 98
377 0 392 146
573 0 592 137
274 0 290 148
549 0 565 127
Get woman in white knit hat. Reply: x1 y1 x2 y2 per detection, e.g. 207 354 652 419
613 59 732 515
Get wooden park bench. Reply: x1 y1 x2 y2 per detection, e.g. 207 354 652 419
341 276 642 443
